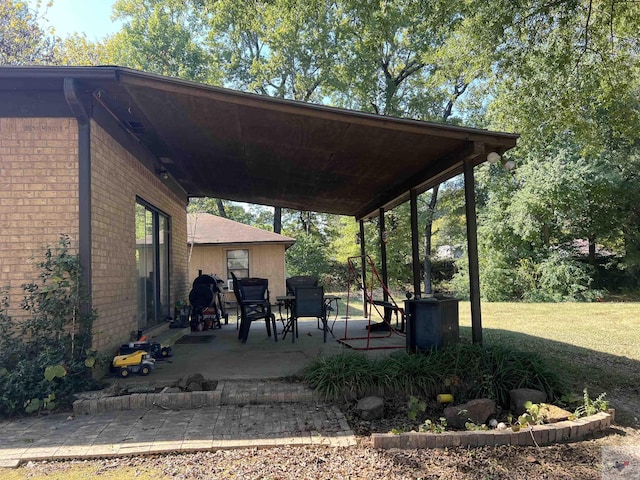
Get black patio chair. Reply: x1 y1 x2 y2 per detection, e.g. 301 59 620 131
286 275 318 295
231 272 277 344
292 285 328 343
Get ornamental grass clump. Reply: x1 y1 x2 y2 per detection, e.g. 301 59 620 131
302 351 379 401
465 344 561 406
303 342 562 407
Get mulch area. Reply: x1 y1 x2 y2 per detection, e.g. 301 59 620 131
13 426 640 479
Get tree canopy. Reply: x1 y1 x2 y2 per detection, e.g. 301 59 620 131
0 0 57 65
12 0 640 300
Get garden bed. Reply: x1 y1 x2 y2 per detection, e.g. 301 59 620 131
370 411 614 449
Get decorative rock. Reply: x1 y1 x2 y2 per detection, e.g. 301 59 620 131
176 377 188 390
186 381 203 392
510 388 547 415
162 386 181 393
202 379 218 391
444 399 496 429
356 396 385 420
185 373 205 386
539 403 573 423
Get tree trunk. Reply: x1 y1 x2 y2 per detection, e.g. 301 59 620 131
273 207 282 233
421 83 467 294
424 185 439 294
588 236 596 266
216 199 227 218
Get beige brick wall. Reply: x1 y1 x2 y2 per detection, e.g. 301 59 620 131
0 118 80 320
0 117 189 354
91 121 189 352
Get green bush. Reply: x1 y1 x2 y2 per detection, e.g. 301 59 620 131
462 248 604 302
519 253 601 302
0 236 103 417
303 343 562 407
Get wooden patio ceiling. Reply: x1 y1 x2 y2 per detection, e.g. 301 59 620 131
0 66 518 219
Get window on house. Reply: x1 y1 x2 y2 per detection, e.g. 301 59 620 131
227 249 249 279
136 200 170 330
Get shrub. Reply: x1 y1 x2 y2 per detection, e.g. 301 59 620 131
0 236 103 417
303 343 562 407
464 345 560 406
519 253 600 302
302 351 378 401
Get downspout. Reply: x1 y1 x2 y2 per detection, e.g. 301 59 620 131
63 78 92 322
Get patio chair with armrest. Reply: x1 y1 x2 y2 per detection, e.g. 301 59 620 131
231 272 277 344
285 275 318 295
292 286 328 343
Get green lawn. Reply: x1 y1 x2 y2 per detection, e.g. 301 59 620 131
334 295 640 395
457 302 640 392
459 302 640 360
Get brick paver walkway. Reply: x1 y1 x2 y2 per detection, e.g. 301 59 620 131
0 381 356 468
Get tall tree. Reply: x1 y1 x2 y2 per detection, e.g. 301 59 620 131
482 0 640 292
54 33 110 65
323 0 487 295
204 0 347 100
108 0 215 82
203 0 351 232
0 0 57 65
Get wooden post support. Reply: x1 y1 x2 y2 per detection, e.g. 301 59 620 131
410 189 421 298
359 219 367 316
463 159 483 345
379 208 389 302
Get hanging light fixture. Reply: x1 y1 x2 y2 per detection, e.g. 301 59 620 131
487 151 501 164
503 159 516 171
156 167 169 180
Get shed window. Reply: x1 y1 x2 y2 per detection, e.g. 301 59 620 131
227 249 249 279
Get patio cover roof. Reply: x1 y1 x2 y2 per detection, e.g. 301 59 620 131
0 66 518 219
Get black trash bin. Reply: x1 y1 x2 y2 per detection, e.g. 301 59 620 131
405 297 459 352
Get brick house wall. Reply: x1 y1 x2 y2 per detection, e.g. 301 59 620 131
0 118 80 321
91 122 189 352
0 117 189 353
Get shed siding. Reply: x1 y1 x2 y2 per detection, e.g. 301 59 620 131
90 121 189 351
0 118 79 321
189 243 287 297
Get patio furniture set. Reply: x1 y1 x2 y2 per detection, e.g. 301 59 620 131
218 273 338 344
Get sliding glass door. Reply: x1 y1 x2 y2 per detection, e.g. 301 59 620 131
136 200 170 330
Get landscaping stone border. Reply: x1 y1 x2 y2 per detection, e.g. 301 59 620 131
72 380 319 415
74 382 615 450
371 410 614 449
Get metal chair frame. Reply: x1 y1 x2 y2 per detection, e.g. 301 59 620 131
231 272 277 344
292 286 328 343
